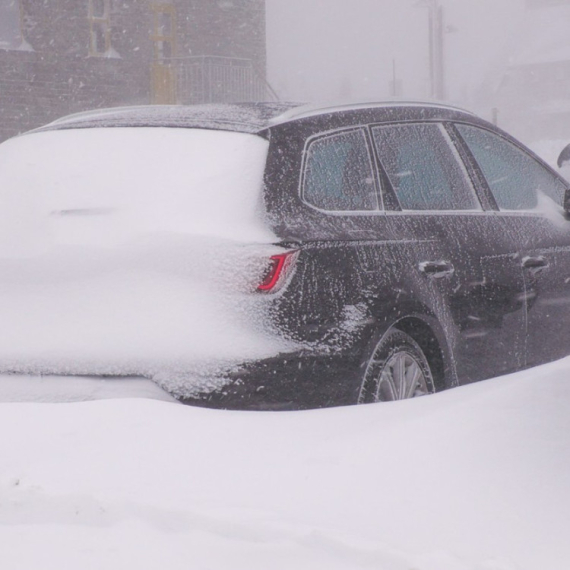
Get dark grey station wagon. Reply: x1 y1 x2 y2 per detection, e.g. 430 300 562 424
6 101 570 410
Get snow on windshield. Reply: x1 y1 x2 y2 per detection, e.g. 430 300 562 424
0 127 294 388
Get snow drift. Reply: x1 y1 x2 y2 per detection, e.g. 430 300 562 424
1 358 569 569
0 127 293 387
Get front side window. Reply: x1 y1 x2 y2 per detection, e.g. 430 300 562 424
0 0 22 50
372 123 480 211
303 129 379 212
89 0 111 56
456 124 567 211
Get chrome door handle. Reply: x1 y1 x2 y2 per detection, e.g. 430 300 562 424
419 260 455 279
521 256 549 271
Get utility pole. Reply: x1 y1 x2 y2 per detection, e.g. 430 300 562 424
390 59 403 97
428 0 446 100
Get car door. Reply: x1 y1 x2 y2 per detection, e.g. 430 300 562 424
454 123 570 368
283 126 391 351
371 121 527 384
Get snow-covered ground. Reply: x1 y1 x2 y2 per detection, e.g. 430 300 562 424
1 359 569 570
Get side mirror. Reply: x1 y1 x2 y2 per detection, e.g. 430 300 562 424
558 143 570 168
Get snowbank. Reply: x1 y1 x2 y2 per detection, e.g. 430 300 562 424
0 128 295 384
1 360 570 569
0 374 177 403
0 237 293 382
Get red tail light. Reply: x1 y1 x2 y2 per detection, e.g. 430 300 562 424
257 250 299 293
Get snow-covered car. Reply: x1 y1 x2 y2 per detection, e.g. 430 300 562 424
1 101 570 410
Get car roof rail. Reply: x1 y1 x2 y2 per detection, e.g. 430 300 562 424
270 99 476 125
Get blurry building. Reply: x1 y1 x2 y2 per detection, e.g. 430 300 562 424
0 0 268 142
495 0 570 141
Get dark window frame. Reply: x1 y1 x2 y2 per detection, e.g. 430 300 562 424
88 0 111 57
299 126 384 215
369 120 484 213
151 2 177 62
451 121 570 213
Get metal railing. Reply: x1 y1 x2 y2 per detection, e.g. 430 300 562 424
154 56 275 104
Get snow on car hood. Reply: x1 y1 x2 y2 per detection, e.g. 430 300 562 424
0 128 293 389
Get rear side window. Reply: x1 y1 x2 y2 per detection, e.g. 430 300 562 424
456 124 566 211
372 123 480 211
303 129 379 212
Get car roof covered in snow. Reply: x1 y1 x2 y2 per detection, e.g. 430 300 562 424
30 101 477 136
33 103 302 135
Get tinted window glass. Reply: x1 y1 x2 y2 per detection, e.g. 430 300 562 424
303 129 378 211
457 124 566 211
372 123 479 211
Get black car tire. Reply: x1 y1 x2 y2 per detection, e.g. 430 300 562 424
358 328 435 403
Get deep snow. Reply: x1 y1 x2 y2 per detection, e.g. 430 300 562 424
0 127 296 385
1 359 569 570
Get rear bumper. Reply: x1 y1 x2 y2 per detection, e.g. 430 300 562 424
179 352 362 411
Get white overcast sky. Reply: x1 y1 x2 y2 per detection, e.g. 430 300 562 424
266 0 527 109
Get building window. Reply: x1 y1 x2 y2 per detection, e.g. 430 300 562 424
152 3 176 61
89 0 111 56
0 0 23 50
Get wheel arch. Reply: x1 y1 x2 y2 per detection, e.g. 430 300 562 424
392 316 455 392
